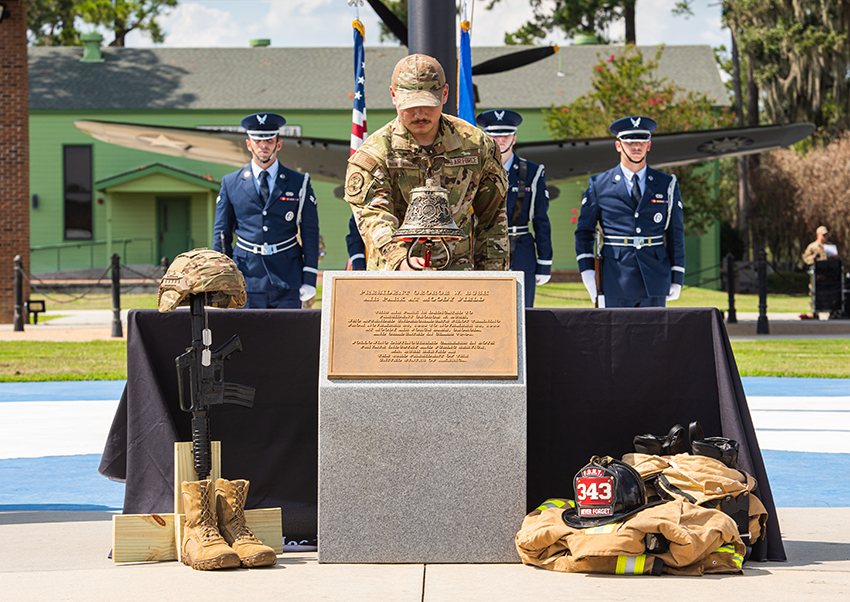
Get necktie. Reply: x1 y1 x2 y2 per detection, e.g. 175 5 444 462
631 174 641 208
259 170 270 205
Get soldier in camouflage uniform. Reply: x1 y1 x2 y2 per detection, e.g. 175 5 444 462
344 54 508 271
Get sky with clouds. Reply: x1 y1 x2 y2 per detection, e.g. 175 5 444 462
116 0 729 50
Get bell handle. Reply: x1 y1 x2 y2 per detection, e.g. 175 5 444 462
433 238 452 270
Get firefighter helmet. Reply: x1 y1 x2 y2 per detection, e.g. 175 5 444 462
562 456 649 528
158 248 247 312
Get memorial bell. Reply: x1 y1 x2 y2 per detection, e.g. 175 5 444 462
392 178 467 270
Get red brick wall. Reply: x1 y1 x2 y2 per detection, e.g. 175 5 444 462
0 1 30 323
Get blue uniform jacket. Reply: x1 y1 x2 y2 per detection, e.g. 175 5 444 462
213 162 320 294
508 156 553 283
346 214 366 270
575 165 685 300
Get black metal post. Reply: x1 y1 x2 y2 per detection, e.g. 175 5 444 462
160 256 169 276
111 253 123 338
13 255 24 332
726 253 737 324
408 0 457 116
756 249 769 334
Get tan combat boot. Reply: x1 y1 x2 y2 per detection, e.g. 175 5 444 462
181 479 241 570
215 478 277 567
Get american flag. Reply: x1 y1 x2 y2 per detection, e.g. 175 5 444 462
350 19 368 155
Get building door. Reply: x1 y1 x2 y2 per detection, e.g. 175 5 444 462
156 197 190 264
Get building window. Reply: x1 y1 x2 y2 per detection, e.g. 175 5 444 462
64 145 93 240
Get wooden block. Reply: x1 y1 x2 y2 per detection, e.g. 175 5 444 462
175 513 186 563
173 441 221 515
245 507 283 554
114 509 282 562
113 442 280 564
112 514 176 563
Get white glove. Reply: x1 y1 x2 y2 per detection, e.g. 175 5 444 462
580 270 597 304
667 283 682 301
299 284 316 302
535 274 551 286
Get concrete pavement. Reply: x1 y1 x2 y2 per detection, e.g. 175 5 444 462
0 507 847 602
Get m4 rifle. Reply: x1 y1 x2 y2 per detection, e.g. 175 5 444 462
176 293 255 481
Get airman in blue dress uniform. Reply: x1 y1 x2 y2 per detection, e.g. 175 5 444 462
345 214 367 270
476 109 553 307
213 113 320 308
575 116 685 307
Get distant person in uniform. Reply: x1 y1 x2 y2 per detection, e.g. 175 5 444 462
575 116 685 307
476 109 552 307
213 112 320 308
343 54 508 271
802 225 837 265
345 214 367 270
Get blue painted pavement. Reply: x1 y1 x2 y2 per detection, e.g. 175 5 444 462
0 378 847 511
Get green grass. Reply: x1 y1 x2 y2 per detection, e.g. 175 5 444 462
30 292 159 311
730 339 850 378
533 282 811 313
0 341 127 382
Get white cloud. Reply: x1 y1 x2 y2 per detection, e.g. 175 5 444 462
122 0 727 49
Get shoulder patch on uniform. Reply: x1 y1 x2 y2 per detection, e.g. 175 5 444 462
346 172 365 196
349 152 378 172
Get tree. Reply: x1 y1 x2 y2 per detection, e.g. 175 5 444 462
543 46 736 233
27 0 177 47
28 0 83 46
375 0 408 44
486 0 636 45
78 0 177 47
736 0 849 140
680 0 849 140
751 135 850 266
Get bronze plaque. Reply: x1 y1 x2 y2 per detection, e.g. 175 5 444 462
328 276 518 379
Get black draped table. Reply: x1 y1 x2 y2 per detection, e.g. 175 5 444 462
99 307 785 561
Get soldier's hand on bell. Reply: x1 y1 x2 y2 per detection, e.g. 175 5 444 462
667 283 681 301
580 270 597 304
399 257 426 271
299 284 316 302
535 274 551 286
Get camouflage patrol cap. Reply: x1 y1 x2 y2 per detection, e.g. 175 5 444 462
391 54 446 110
158 248 247 312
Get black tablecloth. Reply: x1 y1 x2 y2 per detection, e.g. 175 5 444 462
100 307 785 560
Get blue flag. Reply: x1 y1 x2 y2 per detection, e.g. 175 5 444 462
458 20 474 124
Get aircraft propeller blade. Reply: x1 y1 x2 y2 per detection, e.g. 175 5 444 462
471 46 558 76
516 122 816 181
73 120 351 182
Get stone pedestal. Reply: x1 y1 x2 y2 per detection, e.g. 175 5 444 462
318 271 527 563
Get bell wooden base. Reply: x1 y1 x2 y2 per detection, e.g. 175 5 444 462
111 442 282 563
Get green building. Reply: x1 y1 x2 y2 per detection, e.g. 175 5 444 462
28 40 728 286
